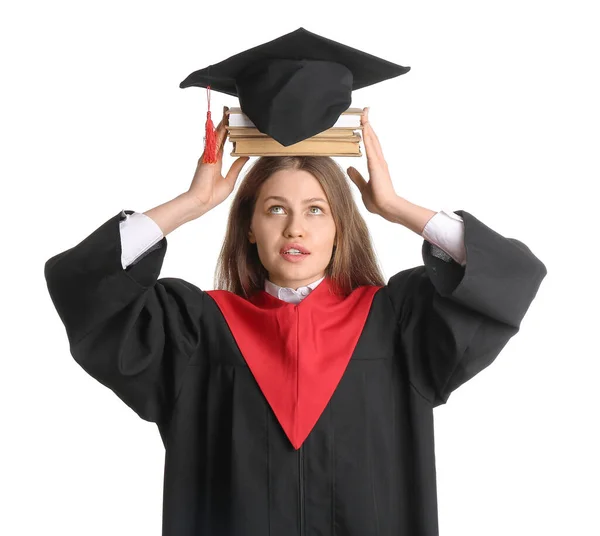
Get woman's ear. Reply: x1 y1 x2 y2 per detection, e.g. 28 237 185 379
248 229 255 244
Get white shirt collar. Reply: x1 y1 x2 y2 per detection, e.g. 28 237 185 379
264 275 326 304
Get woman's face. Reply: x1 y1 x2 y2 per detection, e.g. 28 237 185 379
249 169 337 290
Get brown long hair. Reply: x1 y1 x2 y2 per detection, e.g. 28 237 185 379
213 156 386 299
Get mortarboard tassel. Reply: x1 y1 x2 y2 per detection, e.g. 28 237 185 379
202 85 218 163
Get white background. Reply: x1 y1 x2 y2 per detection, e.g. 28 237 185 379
2 0 598 534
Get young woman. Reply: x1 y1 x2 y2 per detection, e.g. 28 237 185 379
44 107 547 536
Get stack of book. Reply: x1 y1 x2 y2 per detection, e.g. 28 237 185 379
225 107 364 157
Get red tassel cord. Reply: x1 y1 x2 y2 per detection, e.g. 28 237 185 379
202 85 218 164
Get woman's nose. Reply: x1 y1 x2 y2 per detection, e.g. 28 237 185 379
284 215 307 236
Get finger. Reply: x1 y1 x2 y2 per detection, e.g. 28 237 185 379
219 120 230 152
362 126 380 166
361 108 378 160
360 106 369 125
215 123 228 154
217 140 226 163
220 105 230 129
347 166 368 193
225 156 250 186
361 107 385 163
367 124 385 161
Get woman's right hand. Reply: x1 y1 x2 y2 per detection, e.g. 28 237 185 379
187 106 250 212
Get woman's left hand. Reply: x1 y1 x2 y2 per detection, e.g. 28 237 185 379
347 107 399 218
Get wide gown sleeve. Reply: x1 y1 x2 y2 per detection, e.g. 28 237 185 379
44 209 204 424
387 209 547 407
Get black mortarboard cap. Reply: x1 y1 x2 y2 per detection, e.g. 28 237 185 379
179 27 410 149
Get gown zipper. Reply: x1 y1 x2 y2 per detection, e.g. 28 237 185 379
299 443 305 536
295 304 305 536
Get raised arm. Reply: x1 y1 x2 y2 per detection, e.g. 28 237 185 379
386 209 547 407
44 108 249 424
44 199 206 425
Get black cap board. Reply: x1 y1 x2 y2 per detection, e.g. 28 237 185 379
179 27 410 147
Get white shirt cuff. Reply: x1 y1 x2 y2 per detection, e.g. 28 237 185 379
119 212 164 269
422 209 466 266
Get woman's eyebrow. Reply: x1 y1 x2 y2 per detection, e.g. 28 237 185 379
263 196 328 204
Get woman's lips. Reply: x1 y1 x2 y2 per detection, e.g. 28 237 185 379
280 252 310 263
280 243 310 254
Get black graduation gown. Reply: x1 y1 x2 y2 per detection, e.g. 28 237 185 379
44 208 547 536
